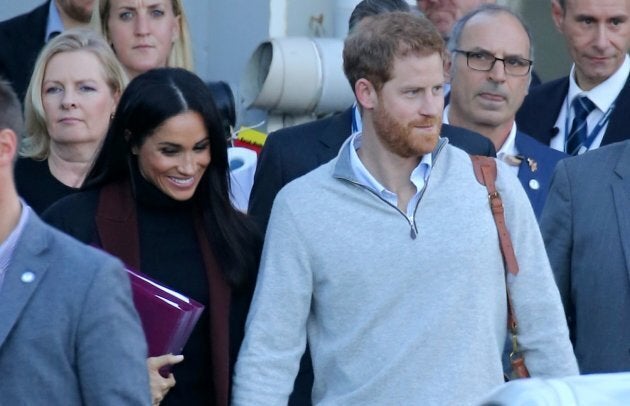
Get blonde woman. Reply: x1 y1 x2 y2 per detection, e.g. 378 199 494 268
16 28 127 213
91 0 194 77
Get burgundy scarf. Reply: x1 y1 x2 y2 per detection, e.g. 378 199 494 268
95 179 231 406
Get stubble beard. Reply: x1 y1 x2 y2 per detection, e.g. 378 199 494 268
59 1 93 23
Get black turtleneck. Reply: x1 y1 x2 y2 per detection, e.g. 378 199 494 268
15 158 80 214
133 169 214 406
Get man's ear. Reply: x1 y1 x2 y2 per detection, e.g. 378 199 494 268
444 53 452 83
551 0 565 34
355 78 378 110
0 128 17 166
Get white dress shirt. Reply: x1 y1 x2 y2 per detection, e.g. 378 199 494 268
551 55 630 154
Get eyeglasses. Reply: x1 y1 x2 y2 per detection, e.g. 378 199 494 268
452 49 533 76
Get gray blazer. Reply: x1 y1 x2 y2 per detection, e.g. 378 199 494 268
0 211 151 404
540 140 630 373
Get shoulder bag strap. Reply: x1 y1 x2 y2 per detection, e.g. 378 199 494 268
470 155 530 379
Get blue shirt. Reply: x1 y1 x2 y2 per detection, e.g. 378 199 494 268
0 202 30 290
349 131 432 218
351 103 361 134
45 0 65 42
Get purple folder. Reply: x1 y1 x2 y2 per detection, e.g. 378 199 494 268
125 268 205 360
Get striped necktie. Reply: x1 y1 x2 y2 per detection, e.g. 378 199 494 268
566 95 596 155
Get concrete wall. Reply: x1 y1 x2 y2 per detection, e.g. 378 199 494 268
515 0 571 82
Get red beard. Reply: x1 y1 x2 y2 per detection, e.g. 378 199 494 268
372 105 440 158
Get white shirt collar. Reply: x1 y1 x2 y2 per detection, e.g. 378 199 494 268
568 54 630 112
442 104 452 124
495 124 522 176
444 105 520 173
349 131 432 205
443 104 517 155
496 122 519 158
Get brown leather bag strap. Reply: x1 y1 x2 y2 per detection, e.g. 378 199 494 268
470 156 520 332
471 155 530 378
470 155 519 276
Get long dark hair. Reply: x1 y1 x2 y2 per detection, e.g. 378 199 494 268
85 68 261 288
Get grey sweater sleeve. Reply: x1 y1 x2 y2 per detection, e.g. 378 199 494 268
496 160 579 377
232 189 313 405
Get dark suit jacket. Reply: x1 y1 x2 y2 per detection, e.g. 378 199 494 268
249 107 496 232
0 210 150 404
514 131 567 219
0 1 49 101
516 74 630 148
540 140 630 373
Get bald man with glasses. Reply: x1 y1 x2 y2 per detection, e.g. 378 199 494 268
445 4 567 219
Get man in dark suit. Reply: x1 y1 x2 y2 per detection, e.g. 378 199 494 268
516 0 630 154
541 139 630 373
444 4 566 218
0 0 94 101
0 79 150 404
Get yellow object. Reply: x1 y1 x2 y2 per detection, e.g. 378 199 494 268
237 127 267 147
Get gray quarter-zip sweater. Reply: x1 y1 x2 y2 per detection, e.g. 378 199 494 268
233 138 578 405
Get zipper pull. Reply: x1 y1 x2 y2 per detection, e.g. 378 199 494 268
410 227 417 240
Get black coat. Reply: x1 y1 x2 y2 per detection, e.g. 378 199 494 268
0 1 49 101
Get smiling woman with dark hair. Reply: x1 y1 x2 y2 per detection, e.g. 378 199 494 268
44 67 262 406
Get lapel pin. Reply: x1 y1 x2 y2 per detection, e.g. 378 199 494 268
21 272 35 283
529 179 540 190
527 158 538 172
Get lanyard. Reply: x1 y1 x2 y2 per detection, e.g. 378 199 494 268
564 97 615 151
351 104 360 134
